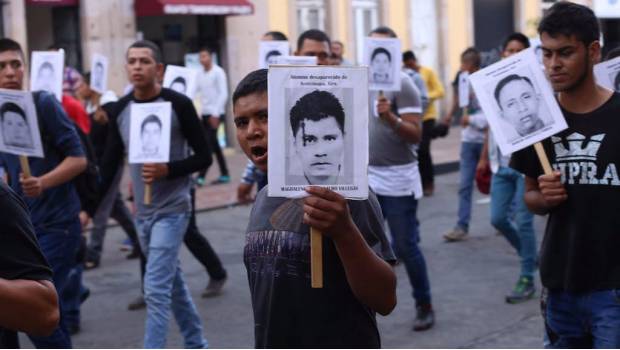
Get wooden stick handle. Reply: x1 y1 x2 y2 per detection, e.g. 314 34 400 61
310 227 323 288
534 142 553 175
19 155 31 178
144 184 152 205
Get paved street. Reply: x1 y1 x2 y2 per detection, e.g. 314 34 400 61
20 169 547 348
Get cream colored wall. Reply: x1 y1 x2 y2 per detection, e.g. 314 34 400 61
519 0 542 37
385 0 410 51
80 0 138 95
439 0 473 85
3 0 28 55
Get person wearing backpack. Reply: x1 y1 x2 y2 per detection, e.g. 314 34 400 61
0 38 87 348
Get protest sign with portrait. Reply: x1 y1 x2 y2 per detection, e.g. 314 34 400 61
0 89 44 158
30 51 64 101
268 66 369 199
128 102 172 164
470 48 567 155
259 41 290 68
90 53 109 94
363 37 402 92
163 65 198 99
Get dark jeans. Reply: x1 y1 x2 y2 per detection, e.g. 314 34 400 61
546 289 620 348
419 119 435 188
139 187 227 284
376 194 432 306
198 115 229 178
29 219 82 348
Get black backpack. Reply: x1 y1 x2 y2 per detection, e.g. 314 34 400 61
32 91 100 214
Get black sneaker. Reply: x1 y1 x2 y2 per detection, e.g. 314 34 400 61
202 277 227 298
506 276 535 304
413 304 435 331
127 295 146 311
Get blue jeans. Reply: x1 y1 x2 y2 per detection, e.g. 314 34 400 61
29 218 82 349
546 290 620 348
456 142 483 231
490 166 537 279
376 195 432 306
136 212 208 349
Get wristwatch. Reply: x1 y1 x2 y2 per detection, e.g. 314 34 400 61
393 117 403 131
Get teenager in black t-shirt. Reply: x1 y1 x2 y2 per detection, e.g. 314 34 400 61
232 67 396 348
0 181 58 347
510 3 620 348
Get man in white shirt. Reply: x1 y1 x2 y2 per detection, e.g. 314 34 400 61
196 47 230 185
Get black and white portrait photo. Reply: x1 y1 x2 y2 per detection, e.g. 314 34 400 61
268 66 369 199
470 48 567 155
162 65 198 99
364 37 402 92
129 102 172 164
90 53 109 94
0 90 44 158
273 55 317 65
594 56 620 92
30 51 64 101
258 40 289 69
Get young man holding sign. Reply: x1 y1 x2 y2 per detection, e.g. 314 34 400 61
234 68 396 348
96 40 211 348
0 38 87 348
511 2 620 347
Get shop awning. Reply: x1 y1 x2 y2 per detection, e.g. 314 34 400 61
26 0 78 5
135 0 254 16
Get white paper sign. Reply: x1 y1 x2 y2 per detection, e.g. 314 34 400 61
90 53 109 94
128 102 172 164
364 37 402 92
163 65 198 99
268 66 369 199
0 89 44 158
458 71 470 108
529 37 544 66
30 51 64 101
259 41 290 68
594 56 620 92
184 53 201 70
273 56 317 65
470 48 568 155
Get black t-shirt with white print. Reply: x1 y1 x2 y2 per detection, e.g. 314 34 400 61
511 92 620 293
244 187 396 348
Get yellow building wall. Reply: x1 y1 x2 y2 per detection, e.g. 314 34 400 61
521 0 541 37
386 0 411 50
267 0 290 37
446 0 472 79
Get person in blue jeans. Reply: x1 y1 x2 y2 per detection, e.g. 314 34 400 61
443 48 487 241
512 2 620 347
96 40 211 348
367 26 435 331
478 33 537 304
0 38 87 348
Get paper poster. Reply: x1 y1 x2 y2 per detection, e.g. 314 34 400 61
594 56 620 92
458 71 470 108
128 102 172 164
163 65 198 99
470 48 567 155
0 89 44 158
529 36 544 65
273 56 317 65
363 37 402 92
259 41 290 68
90 53 109 94
184 53 201 70
30 51 64 101
268 66 369 199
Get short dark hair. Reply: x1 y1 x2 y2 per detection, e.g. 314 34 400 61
297 29 331 52
290 90 345 137
265 50 282 60
83 72 92 85
141 114 162 132
264 31 288 41
0 102 27 123
170 76 186 87
199 46 215 55
605 46 620 61
402 50 416 62
127 40 163 64
369 26 397 38
502 33 531 51
232 69 268 105
0 38 24 59
494 74 535 109
95 61 104 70
38 61 54 75
371 47 391 62
461 47 481 68
538 1 599 47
